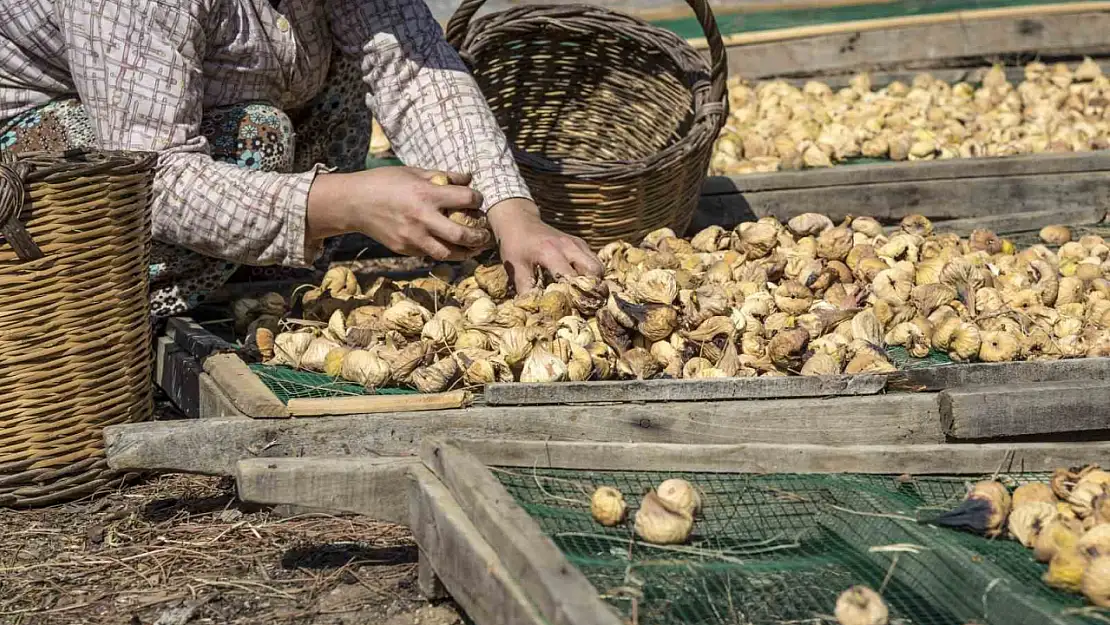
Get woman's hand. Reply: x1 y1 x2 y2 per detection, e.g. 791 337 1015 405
307 166 491 261
487 198 603 293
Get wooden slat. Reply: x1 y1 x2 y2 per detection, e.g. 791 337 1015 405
408 466 550 625
103 392 943 475
715 151 1110 193
422 442 623 625
234 457 419 524
286 390 471 416
484 373 885 405
452 439 1110 474
892 357 1110 392
939 380 1110 440
202 353 290 419
931 207 1106 237
731 171 1107 222
721 10 1110 80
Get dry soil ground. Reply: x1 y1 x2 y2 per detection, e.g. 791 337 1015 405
0 397 462 625
0 472 463 625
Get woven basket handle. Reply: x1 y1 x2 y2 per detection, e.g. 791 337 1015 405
0 152 43 261
444 0 729 107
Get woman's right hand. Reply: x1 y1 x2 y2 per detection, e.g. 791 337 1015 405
306 166 491 261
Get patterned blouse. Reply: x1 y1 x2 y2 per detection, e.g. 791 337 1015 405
0 0 531 267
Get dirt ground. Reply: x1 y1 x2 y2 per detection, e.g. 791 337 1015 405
0 472 462 625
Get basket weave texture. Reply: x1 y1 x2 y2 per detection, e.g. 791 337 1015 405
445 0 729 249
0 149 156 507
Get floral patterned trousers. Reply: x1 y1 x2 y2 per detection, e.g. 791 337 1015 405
0 50 371 319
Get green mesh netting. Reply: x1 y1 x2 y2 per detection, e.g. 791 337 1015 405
495 469 1101 625
248 364 418 404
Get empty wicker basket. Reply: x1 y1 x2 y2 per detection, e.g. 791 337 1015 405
446 0 728 249
0 149 156 507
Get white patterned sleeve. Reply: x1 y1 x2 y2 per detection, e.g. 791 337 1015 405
56 0 325 267
325 0 533 211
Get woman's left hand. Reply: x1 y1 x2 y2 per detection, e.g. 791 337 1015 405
487 198 603 293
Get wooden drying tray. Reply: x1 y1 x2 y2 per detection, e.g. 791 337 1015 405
225 437 1110 625
705 4 1110 81
697 150 1110 231
115 315 1110 477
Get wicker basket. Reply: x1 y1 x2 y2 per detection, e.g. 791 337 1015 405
0 149 156 507
445 0 728 249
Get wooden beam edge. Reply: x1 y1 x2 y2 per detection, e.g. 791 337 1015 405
451 439 1110 474
234 456 419 524
484 373 886 406
421 439 625 625
687 3 1110 49
408 466 552 625
710 151 1110 194
203 353 290 419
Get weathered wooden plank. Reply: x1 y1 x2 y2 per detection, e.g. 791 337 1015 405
202 353 290 419
103 392 943 475
939 380 1110 440
417 551 448 600
484 373 886 405
409 466 549 625
735 172 1107 222
422 442 623 625
452 439 1110 474
197 373 253 420
285 390 472 416
717 151 1110 193
932 207 1106 237
724 11 1110 80
892 357 1110 392
234 457 419 524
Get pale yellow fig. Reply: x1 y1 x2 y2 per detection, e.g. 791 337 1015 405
801 351 841 376
411 357 459 393
1041 224 1073 245
736 222 779 258
591 486 627 526
499 327 535 366
786 213 834 237
382 300 433 336
464 296 498 326
817 226 854 261
948 322 982 361
618 347 661 380
1009 501 1058 547
656 478 702 518
773 281 814 315
850 217 884 239
520 346 569 383
681 357 714 379
630 268 679 306
341 349 392 387
851 309 884 346
271 331 315 368
834 586 888 625
634 491 694 545
690 226 728 252
474 264 510 299
300 337 342 372
978 330 1022 362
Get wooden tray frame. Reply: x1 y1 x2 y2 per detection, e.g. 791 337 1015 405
111 316 1110 476
230 437 1110 625
684 7 1110 228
